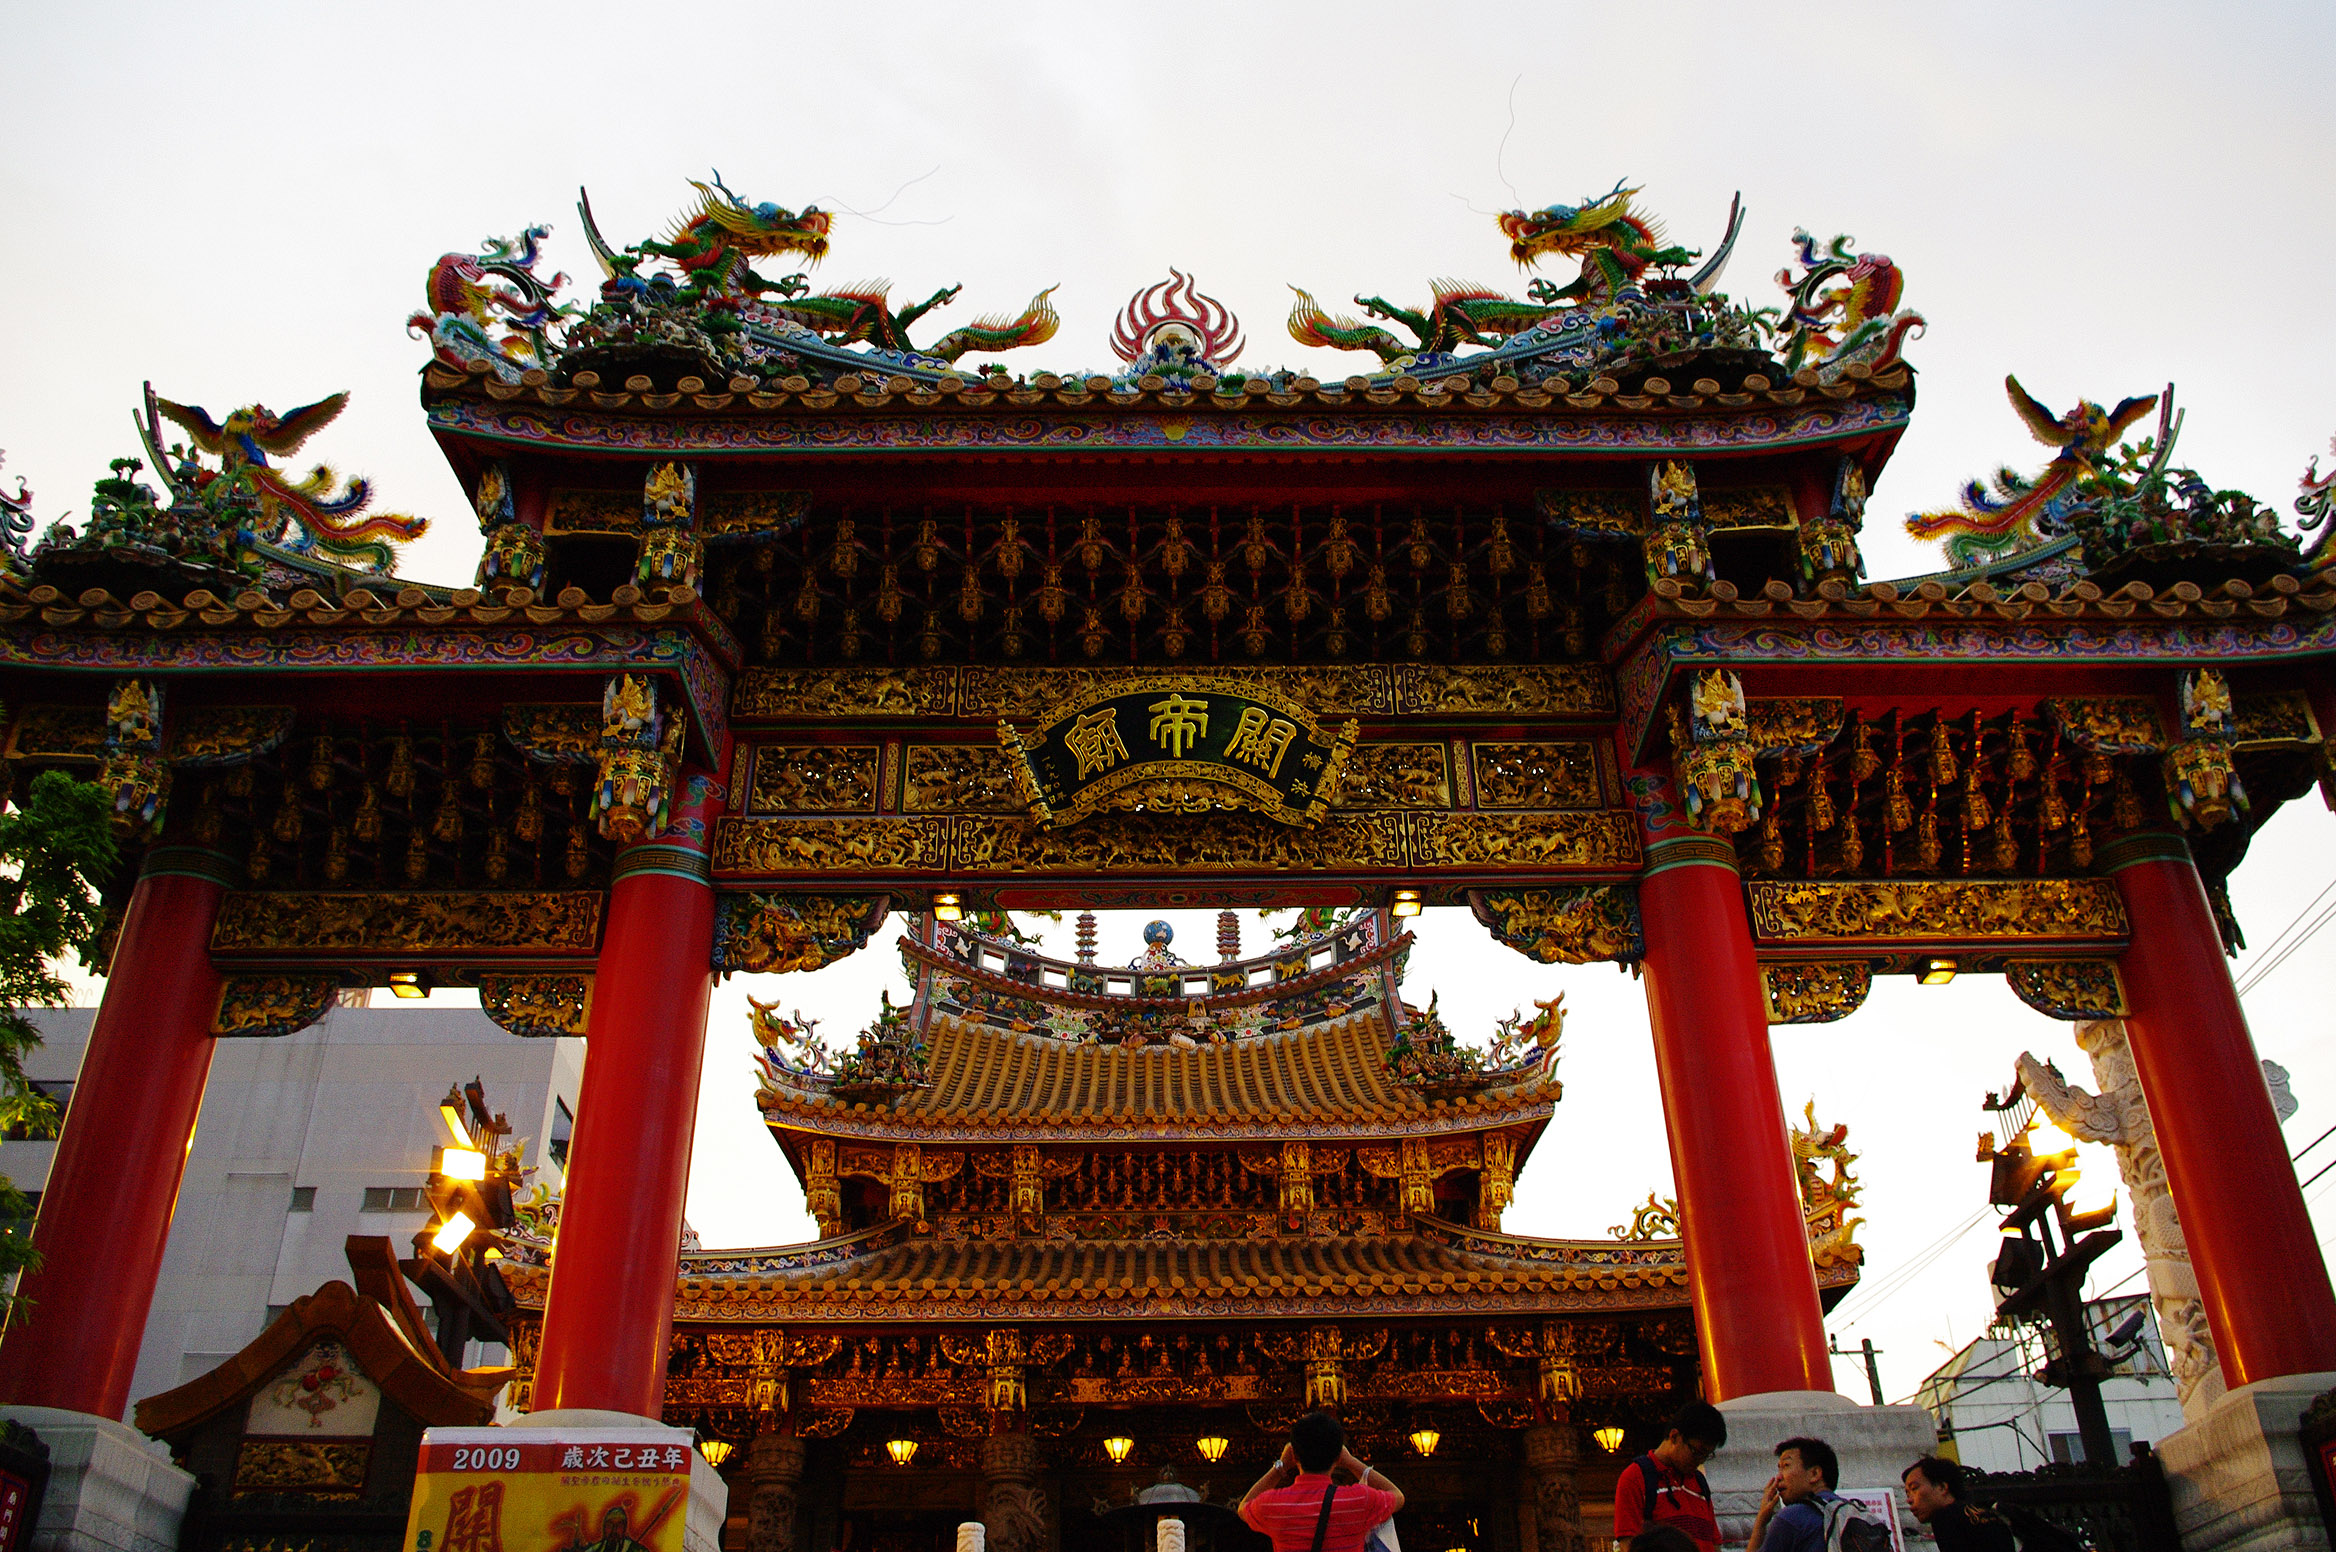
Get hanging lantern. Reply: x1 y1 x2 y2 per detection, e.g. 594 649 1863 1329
885 1439 918 1467
1195 1437 1230 1463
1408 1429 1441 1458
1104 1437 1135 1464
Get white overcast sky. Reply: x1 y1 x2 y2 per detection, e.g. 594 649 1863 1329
7 1 2334 1409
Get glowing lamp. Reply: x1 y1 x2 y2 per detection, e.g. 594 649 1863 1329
438 1096 472 1147
1104 1436 1135 1464
1593 1426 1626 1453
482 1247 504 1261
389 969 432 1000
2026 1117 2077 1155
933 893 964 921
1408 1428 1440 1458
431 1211 477 1254
1918 957 1959 985
1391 888 1424 918
1196 1436 1229 1463
438 1146 488 1181
700 1441 734 1467
886 1438 919 1466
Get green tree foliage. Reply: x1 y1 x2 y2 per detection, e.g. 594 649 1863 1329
0 769 119 1314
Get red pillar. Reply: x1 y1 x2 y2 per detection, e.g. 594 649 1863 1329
531 818 717 1417
0 846 231 1415
2104 832 2336 1386
1639 839 1834 1400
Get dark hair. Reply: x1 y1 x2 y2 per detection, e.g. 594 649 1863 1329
1669 1401 1728 1450
1904 1456 1963 1498
1630 1529 1702 1552
1291 1409 1344 1473
1777 1437 1838 1490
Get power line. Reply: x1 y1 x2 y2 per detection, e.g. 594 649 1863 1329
2233 874 2336 992
1829 1207 1994 1329
2235 880 2336 996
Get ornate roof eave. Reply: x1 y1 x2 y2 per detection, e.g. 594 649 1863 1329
0 576 742 763
1604 570 2336 764
496 1208 1856 1325
419 370 1914 469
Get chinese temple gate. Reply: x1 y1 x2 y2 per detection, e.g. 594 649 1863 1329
0 177 2330 1552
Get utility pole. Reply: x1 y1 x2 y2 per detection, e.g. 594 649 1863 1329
1828 1334 1886 1405
1977 1095 2123 1468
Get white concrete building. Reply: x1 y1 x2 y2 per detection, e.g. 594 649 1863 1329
0 1000 581 1421
1912 1293 2189 1470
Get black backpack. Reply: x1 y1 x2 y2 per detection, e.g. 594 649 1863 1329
1630 1454 1712 1522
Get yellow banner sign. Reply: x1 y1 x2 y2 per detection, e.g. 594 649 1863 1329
405 1430 697 1552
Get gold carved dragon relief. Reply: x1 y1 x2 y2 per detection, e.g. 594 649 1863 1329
1393 665 1616 717
713 818 947 875
1409 812 1642 870
1746 879 2129 942
903 745 1024 813
748 745 881 813
945 812 1407 873
1335 744 1451 809
1470 743 1603 809
212 892 604 954
961 665 1396 718
734 667 958 720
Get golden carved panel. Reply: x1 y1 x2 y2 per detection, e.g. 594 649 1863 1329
748 745 881 813
1746 879 2130 943
232 1439 371 1495
1408 812 1641 870
903 745 1023 813
713 817 947 875
1703 486 1796 530
946 812 1407 873
1471 743 1603 809
1392 665 1615 717
961 665 1394 718
1337 744 1451 810
212 892 604 954
734 667 957 720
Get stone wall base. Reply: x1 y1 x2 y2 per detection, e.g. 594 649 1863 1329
2155 1373 2336 1552
1701 1390 1940 1550
0 1407 193 1552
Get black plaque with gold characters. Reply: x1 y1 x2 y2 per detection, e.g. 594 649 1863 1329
998 679 1358 829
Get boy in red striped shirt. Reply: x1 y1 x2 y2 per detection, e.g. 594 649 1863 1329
1239 1410 1405 1552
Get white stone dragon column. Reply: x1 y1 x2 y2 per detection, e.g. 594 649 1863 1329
2018 1019 2233 1418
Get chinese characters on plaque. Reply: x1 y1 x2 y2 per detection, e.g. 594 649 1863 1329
999 681 1358 828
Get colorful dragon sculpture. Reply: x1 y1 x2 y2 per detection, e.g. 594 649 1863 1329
407 225 577 378
2298 436 2336 573
0 454 33 574
1775 230 1926 382
1906 376 2160 567
147 389 424 571
575 174 1057 363
1287 183 1744 368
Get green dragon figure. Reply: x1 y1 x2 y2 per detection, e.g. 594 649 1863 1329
1287 182 1743 366
1287 281 1559 366
764 280 1061 363
580 173 832 311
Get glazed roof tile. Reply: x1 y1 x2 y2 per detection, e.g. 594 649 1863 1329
762 1011 1557 1143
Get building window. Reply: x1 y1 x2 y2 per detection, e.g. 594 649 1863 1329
549 1098 574 1169
360 1186 428 1213
289 1186 316 1212
2048 1430 2133 1464
2 1080 74 1141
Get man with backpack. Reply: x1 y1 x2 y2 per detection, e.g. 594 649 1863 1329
1748 1437 1893 1552
1612 1401 1727 1552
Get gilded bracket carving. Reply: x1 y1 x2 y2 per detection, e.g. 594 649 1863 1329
1469 886 1643 964
1760 962 1873 1024
212 975 338 1038
480 973 595 1038
2004 959 2128 1021
713 893 892 975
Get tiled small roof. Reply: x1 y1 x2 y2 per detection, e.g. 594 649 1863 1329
760 1010 1558 1143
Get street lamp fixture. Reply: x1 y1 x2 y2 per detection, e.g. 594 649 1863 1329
932 893 964 921
1104 1436 1135 1464
1407 1428 1440 1458
431 1211 477 1254
886 1438 919 1466
1195 1437 1229 1463
389 969 433 1000
1593 1427 1626 1453
700 1441 734 1467
1918 957 1958 985
437 1146 488 1181
1391 888 1423 918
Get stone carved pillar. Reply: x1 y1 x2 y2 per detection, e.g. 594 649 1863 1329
1521 1422 1583 1552
2021 1021 2226 1418
979 1432 1049 1552
746 1433 806 1552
